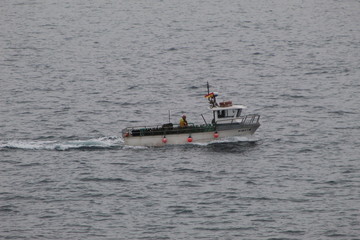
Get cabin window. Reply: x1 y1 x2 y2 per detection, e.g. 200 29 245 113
236 109 242 117
229 109 237 118
218 110 226 118
217 109 241 119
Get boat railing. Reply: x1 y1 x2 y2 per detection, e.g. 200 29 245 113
241 114 260 125
123 123 215 137
123 123 192 131
216 114 260 125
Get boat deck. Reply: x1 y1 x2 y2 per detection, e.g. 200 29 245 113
123 123 215 137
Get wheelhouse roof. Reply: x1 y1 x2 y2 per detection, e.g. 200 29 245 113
210 104 247 111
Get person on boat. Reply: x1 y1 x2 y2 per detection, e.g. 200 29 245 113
179 114 188 127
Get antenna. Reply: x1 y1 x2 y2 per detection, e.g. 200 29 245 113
206 82 217 124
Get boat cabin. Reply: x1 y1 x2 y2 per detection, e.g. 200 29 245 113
211 102 247 124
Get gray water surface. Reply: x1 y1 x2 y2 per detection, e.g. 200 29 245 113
1 0 360 239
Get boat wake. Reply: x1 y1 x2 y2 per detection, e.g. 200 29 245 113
191 136 259 146
0 136 259 151
191 136 260 153
125 136 260 149
0 137 123 151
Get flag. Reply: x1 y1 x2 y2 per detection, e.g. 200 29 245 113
204 92 215 99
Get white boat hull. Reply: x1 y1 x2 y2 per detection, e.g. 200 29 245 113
123 126 258 147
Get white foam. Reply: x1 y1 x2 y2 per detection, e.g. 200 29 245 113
191 136 258 146
0 136 123 151
122 145 149 150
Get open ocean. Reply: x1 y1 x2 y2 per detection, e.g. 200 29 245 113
1 0 360 239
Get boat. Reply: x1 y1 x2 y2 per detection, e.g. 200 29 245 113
122 83 260 146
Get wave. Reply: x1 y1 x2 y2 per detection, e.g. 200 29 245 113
0 137 123 151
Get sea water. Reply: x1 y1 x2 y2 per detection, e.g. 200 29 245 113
1 0 359 239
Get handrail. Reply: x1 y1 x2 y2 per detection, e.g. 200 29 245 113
122 123 215 137
215 114 260 124
123 123 195 131
242 114 260 124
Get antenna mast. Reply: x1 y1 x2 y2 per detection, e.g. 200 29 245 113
205 82 217 108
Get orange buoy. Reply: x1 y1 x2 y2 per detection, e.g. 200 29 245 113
187 136 193 142
214 132 219 138
162 137 167 143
